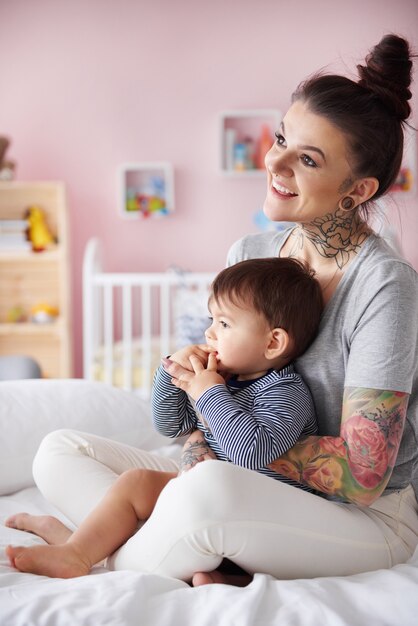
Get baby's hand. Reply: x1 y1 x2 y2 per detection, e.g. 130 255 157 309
179 430 217 474
170 352 224 401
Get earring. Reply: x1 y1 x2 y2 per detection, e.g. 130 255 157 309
339 196 355 211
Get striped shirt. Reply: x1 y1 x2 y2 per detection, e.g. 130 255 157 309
151 365 317 489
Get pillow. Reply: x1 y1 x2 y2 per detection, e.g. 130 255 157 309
0 378 171 495
173 283 210 349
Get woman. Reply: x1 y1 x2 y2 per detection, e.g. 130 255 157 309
6 34 418 584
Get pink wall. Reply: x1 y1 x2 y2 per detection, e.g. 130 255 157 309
1 0 417 376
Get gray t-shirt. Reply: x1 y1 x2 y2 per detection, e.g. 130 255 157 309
228 228 418 498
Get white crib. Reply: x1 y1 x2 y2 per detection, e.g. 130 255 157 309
82 238 215 398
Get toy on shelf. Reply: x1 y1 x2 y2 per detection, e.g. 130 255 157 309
6 305 26 323
125 175 170 218
220 110 280 174
0 136 16 181
390 167 413 192
255 124 274 169
30 303 59 324
25 205 57 252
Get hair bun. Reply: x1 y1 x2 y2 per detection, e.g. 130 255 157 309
357 34 413 121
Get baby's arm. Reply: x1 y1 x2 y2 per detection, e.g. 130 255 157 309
179 430 217 474
152 344 210 438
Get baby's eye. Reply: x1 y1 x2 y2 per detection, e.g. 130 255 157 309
301 154 317 168
220 320 229 329
274 132 286 147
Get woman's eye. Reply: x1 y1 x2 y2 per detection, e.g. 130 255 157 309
301 154 317 168
274 132 286 147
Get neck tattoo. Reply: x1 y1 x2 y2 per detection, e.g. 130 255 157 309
288 208 369 270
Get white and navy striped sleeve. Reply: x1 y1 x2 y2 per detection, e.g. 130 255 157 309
151 366 198 438
195 369 316 470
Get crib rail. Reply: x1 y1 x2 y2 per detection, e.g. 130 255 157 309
83 238 215 398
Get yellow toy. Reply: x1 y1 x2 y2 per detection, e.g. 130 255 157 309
6 305 26 323
30 303 59 324
25 205 56 252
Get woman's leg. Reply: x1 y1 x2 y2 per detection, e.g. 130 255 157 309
6 428 179 541
7 469 176 577
108 461 418 582
31 429 179 527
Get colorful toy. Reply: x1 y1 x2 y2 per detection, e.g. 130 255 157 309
30 303 59 324
125 176 169 218
25 206 56 252
6 305 26 323
390 167 413 192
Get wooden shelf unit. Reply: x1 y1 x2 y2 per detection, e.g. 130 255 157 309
0 181 72 378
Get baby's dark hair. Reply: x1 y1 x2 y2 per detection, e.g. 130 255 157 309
292 34 415 216
211 257 323 361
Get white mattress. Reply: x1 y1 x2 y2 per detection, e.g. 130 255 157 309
1 485 418 626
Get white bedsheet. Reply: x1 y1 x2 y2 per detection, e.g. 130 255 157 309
1 486 418 626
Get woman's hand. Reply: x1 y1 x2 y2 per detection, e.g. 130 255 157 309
168 344 213 371
163 352 225 401
178 430 217 474
268 387 409 506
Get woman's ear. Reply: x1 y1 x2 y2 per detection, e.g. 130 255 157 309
351 177 379 205
265 328 291 360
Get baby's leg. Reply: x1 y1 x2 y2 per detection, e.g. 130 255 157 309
7 469 176 578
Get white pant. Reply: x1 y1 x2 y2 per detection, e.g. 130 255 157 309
33 429 418 582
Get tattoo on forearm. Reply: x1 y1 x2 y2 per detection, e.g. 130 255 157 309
179 440 216 473
268 388 408 505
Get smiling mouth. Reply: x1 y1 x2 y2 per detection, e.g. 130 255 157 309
271 180 298 197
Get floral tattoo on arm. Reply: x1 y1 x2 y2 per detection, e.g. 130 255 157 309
268 387 408 505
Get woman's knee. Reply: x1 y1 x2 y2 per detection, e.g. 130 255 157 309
32 429 85 491
157 461 245 523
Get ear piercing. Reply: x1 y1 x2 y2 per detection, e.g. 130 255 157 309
340 196 355 211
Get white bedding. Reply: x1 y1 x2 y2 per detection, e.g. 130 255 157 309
1 379 418 625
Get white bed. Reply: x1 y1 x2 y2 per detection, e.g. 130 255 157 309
1 378 418 625
0 380 418 626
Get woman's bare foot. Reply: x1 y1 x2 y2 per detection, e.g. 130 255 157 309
192 570 252 587
5 513 72 545
6 543 91 578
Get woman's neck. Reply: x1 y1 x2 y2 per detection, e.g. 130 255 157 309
285 208 371 271
281 209 371 304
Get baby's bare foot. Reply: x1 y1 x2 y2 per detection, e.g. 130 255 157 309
5 513 72 545
192 570 252 587
6 543 91 578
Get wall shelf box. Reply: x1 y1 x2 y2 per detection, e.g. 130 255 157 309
0 181 72 378
119 162 174 219
219 109 281 177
